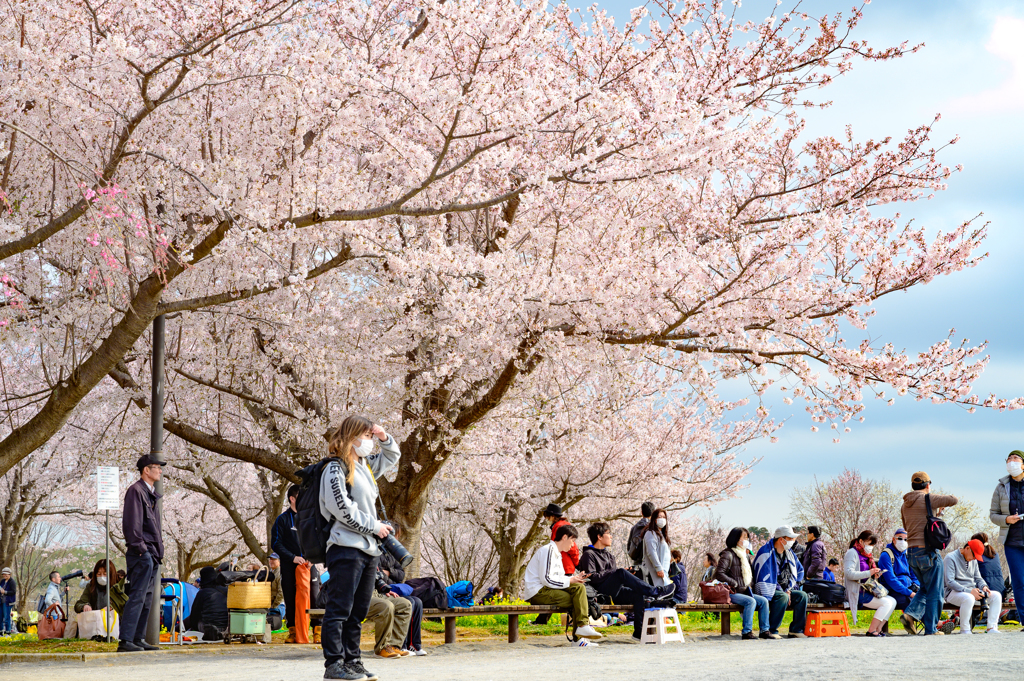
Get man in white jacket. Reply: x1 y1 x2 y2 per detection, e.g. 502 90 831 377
523 524 603 643
944 538 1001 634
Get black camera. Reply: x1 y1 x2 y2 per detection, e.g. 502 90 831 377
375 572 391 594
380 533 413 568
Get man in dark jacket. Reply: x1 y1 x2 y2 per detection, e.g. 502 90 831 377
118 455 165 652
184 567 229 639
580 522 675 642
271 485 309 642
801 526 827 580
626 501 655 567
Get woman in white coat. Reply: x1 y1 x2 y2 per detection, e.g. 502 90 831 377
844 530 898 637
642 508 673 587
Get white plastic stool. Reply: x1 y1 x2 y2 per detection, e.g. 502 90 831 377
640 608 685 644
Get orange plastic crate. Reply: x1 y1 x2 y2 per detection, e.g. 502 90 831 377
804 610 850 637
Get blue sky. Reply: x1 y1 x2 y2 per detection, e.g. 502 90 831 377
597 0 1024 528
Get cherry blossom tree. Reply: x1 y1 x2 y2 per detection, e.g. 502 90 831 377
3 0 1019 575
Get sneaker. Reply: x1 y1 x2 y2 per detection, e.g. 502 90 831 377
900 613 920 636
629 634 642 643
574 625 603 640
741 632 757 640
374 646 403 658
324 662 366 681
575 638 599 647
410 647 428 656
116 641 145 653
760 631 782 640
397 648 411 657
652 583 676 599
986 628 1001 634
788 632 807 639
924 631 944 636
347 662 378 681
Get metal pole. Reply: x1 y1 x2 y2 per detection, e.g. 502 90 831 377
105 510 110 644
146 315 165 646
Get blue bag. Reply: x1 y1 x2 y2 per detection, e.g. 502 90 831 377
389 583 413 597
446 580 474 607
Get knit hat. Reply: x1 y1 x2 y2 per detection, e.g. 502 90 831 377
1008 450 1024 462
910 471 930 485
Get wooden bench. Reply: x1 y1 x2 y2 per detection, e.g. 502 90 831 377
311 600 983 643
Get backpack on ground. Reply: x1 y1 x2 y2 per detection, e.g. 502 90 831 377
407 576 449 610
803 578 846 606
924 494 953 552
445 580 474 608
294 457 340 565
627 522 646 563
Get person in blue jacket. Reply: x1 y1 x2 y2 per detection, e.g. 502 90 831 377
877 528 920 611
823 559 839 583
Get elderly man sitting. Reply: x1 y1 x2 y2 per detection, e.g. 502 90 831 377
753 526 808 639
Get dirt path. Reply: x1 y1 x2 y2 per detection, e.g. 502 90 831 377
2 631 1022 680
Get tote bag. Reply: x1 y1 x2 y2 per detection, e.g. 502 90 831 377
38 604 66 640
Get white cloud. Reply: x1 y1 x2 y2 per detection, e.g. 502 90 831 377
950 15 1024 114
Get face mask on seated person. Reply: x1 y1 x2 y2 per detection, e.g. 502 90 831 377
894 539 908 552
97 576 108 587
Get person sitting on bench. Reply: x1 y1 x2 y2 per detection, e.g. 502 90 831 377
578 522 675 643
523 524 603 643
753 526 808 639
877 528 919 612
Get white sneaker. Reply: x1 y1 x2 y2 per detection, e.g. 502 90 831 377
986 628 1001 634
575 638 599 647
574 625 603 640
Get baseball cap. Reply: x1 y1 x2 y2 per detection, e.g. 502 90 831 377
268 553 280 561
911 471 931 485
893 528 907 537
773 526 798 539
136 454 167 471
966 539 986 562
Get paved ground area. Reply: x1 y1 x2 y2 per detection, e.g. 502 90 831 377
2 631 1023 680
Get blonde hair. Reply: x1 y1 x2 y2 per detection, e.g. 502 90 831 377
327 415 374 485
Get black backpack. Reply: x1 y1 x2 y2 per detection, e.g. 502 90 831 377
407 576 449 610
294 457 340 565
627 522 646 563
924 494 953 551
803 578 846 606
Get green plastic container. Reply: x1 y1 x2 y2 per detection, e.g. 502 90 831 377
229 610 267 635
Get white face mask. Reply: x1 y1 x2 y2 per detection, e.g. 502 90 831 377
894 539 908 552
354 438 374 458
785 540 795 550
862 543 873 554
741 539 751 550
1008 460 1023 477
655 518 667 529
97 576 108 586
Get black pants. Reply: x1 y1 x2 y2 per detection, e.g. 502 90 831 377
282 562 296 627
402 595 423 650
322 545 378 668
121 552 157 643
593 568 659 638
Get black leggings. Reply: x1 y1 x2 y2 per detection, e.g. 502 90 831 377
321 546 378 668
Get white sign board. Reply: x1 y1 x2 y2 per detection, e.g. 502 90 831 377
96 466 120 511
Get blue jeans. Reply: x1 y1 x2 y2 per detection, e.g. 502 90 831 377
1005 545 1024 626
730 592 769 634
0 602 11 634
768 588 807 635
905 547 944 634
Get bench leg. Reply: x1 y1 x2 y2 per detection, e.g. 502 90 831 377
444 616 457 644
508 614 519 643
721 611 730 636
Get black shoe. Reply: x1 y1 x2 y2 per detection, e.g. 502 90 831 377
652 583 676 599
742 632 757 640
134 640 160 651
324 662 366 681
116 641 144 652
347 661 378 681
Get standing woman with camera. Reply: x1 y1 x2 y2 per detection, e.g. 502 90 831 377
320 416 400 681
990 450 1024 630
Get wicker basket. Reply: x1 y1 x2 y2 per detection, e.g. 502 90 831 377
226 566 272 609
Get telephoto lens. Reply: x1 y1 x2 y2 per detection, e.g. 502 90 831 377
381 533 414 568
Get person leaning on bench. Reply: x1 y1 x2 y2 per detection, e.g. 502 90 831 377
523 524 603 645
578 522 676 643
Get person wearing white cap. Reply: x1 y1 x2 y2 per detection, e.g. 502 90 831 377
0 567 15 636
753 526 808 638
